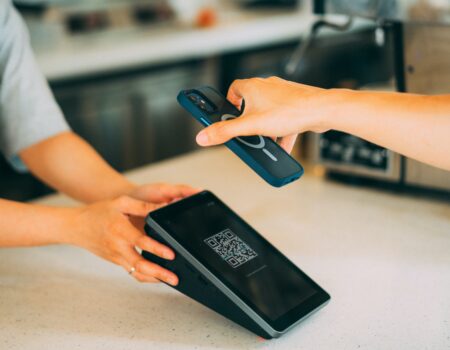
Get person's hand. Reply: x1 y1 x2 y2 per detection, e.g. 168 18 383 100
66 195 179 285
126 182 201 245
128 183 200 204
196 77 331 153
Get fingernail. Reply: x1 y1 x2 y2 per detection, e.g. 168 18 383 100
196 131 208 146
169 276 178 286
164 250 175 260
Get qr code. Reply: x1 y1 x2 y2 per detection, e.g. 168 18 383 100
204 229 257 268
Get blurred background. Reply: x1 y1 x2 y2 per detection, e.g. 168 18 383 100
2 0 450 200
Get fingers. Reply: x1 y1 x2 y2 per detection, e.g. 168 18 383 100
115 196 158 218
123 248 178 285
196 116 258 146
278 134 298 153
124 218 175 260
114 212 177 284
227 79 247 109
155 184 200 202
196 78 257 146
129 184 201 204
135 233 175 260
176 184 202 197
132 271 159 283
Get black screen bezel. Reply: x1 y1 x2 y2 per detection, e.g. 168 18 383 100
148 191 330 332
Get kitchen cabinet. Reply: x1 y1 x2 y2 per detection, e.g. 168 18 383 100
53 60 216 171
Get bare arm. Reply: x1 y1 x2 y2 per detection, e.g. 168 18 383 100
14 131 197 285
0 1 197 285
3 132 197 285
19 132 135 203
328 90 450 171
0 198 73 247
19 132 199 203
1 1 136 203
0 196 178 285
196 77 450 171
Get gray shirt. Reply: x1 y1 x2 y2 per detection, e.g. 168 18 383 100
0 0 70 171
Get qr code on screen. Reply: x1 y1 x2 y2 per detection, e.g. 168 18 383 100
204 229 257 268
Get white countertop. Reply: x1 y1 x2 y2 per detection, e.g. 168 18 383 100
32 5 371 81
1 148 449 349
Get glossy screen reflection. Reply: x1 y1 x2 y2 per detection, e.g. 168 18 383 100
162 199 317 321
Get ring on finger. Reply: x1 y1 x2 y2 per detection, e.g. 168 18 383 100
128 266 136 275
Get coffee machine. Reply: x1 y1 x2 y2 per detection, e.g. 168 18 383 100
309 0 450 194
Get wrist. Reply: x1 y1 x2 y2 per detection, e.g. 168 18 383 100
110 180 137 199
57 207 85 246
90 177 136 202
317 88 359 132
290 85 343 133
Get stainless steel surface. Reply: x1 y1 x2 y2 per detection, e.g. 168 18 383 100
403 22 450 191
322 0 450 25
309 134 402 182
54 60 217 171
406 159 450 190
312 2 450 194
303 25 399 182
284 16 353 77
403 23 450 94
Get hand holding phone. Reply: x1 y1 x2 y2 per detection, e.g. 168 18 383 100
177 86 303 187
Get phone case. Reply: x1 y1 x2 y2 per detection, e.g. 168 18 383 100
177 86 303 187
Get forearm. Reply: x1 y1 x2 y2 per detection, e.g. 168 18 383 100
201 77 450 170
0 198 74 247
323 90 450 171
20 132 135 203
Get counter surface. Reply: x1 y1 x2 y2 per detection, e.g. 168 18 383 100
1 148 449 349
32 6 370 81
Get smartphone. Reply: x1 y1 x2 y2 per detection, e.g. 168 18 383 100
177 86 303 187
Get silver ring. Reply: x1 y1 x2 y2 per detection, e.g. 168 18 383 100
128 266 136 275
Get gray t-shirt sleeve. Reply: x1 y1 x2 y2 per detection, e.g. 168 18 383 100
0 0 70 171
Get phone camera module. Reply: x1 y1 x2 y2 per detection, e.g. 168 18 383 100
188 93 216 113
188 94 200 103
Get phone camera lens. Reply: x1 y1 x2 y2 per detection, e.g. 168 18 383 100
188 94 199 103
187 93 216 113
195 98 206 110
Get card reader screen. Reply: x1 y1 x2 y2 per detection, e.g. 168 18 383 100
156 193 319 322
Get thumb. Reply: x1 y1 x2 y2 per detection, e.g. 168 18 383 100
116 196 159 217
196 117 255 146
